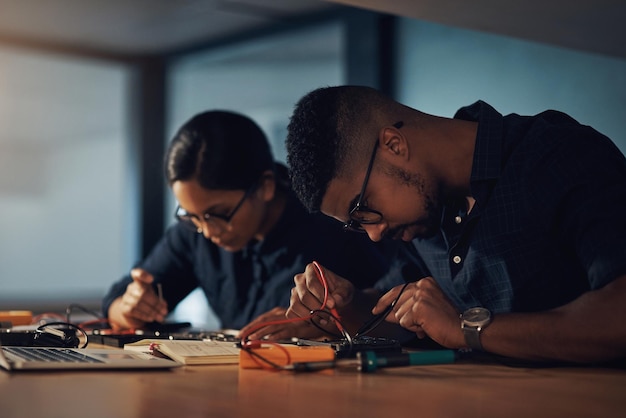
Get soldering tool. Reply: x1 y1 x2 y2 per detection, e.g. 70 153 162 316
285 349 458 373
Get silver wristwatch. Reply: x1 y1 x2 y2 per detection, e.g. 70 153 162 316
460 307 491 351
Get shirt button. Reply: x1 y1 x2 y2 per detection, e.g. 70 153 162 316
452 255 462 264
455 216 462 224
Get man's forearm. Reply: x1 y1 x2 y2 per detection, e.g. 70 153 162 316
480 275 626 363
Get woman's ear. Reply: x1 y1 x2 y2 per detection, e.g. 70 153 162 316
257 170 276 202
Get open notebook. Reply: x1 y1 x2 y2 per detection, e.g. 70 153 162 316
0 340 181 371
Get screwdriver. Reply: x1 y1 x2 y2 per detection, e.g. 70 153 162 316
286 349 458 372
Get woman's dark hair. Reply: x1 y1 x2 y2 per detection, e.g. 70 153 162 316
165 110 274 190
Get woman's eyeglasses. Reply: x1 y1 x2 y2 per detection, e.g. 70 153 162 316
175 184 256 233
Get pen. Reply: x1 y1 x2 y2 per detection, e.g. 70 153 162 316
157 283 163 301
286 349 458 373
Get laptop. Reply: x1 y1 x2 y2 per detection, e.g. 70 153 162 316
0 340 181 371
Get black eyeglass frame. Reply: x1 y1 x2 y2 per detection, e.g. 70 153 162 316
175 183 256 232
343 121 404 233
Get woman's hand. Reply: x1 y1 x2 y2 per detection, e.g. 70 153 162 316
108 268 168 330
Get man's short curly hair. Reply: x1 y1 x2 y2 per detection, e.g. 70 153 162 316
286 85 392 212
286 87 340 212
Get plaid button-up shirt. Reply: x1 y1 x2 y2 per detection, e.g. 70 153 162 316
404 101 626 313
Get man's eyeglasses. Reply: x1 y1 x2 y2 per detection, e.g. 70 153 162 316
344 121 404 233
175 184 256 233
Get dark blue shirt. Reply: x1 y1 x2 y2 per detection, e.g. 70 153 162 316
404 101 626 313
103 189 394 329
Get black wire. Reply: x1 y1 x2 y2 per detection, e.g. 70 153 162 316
240 262 411 370
240 346 287 370
36 322 89 348
354 282 410 338
309 309 351 340
65 303 103 324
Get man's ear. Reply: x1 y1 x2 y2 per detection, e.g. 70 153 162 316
257 170 276 202
380 124 408 159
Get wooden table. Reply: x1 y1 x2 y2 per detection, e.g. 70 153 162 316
1 358 625 418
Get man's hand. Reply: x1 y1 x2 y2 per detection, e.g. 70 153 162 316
373 277 463 348
286 263 355 319
108 268 168 330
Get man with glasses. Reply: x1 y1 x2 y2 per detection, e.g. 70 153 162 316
103 110 396 334
283 85 626 364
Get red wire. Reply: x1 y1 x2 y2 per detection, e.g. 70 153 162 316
312 261 330 309
239 260 341 344
239 315 313 345
239 261 343 370
312 261 345 335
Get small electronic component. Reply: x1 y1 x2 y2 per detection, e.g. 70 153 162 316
296 335 403 358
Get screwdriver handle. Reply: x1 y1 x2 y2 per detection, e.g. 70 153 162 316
358 350 457 372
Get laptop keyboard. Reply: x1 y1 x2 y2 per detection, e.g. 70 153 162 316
4 347 105 363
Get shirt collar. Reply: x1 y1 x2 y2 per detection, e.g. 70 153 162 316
454 100 504 205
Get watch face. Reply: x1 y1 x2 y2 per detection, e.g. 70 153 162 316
462 307 491 326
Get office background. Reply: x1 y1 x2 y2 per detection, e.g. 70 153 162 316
0 1 624 327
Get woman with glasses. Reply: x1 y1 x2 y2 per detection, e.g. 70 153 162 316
102 110 394 334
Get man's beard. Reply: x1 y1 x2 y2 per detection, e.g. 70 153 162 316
386 195 442 240
383 164 442 240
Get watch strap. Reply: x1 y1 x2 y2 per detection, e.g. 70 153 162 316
462 324 484 351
